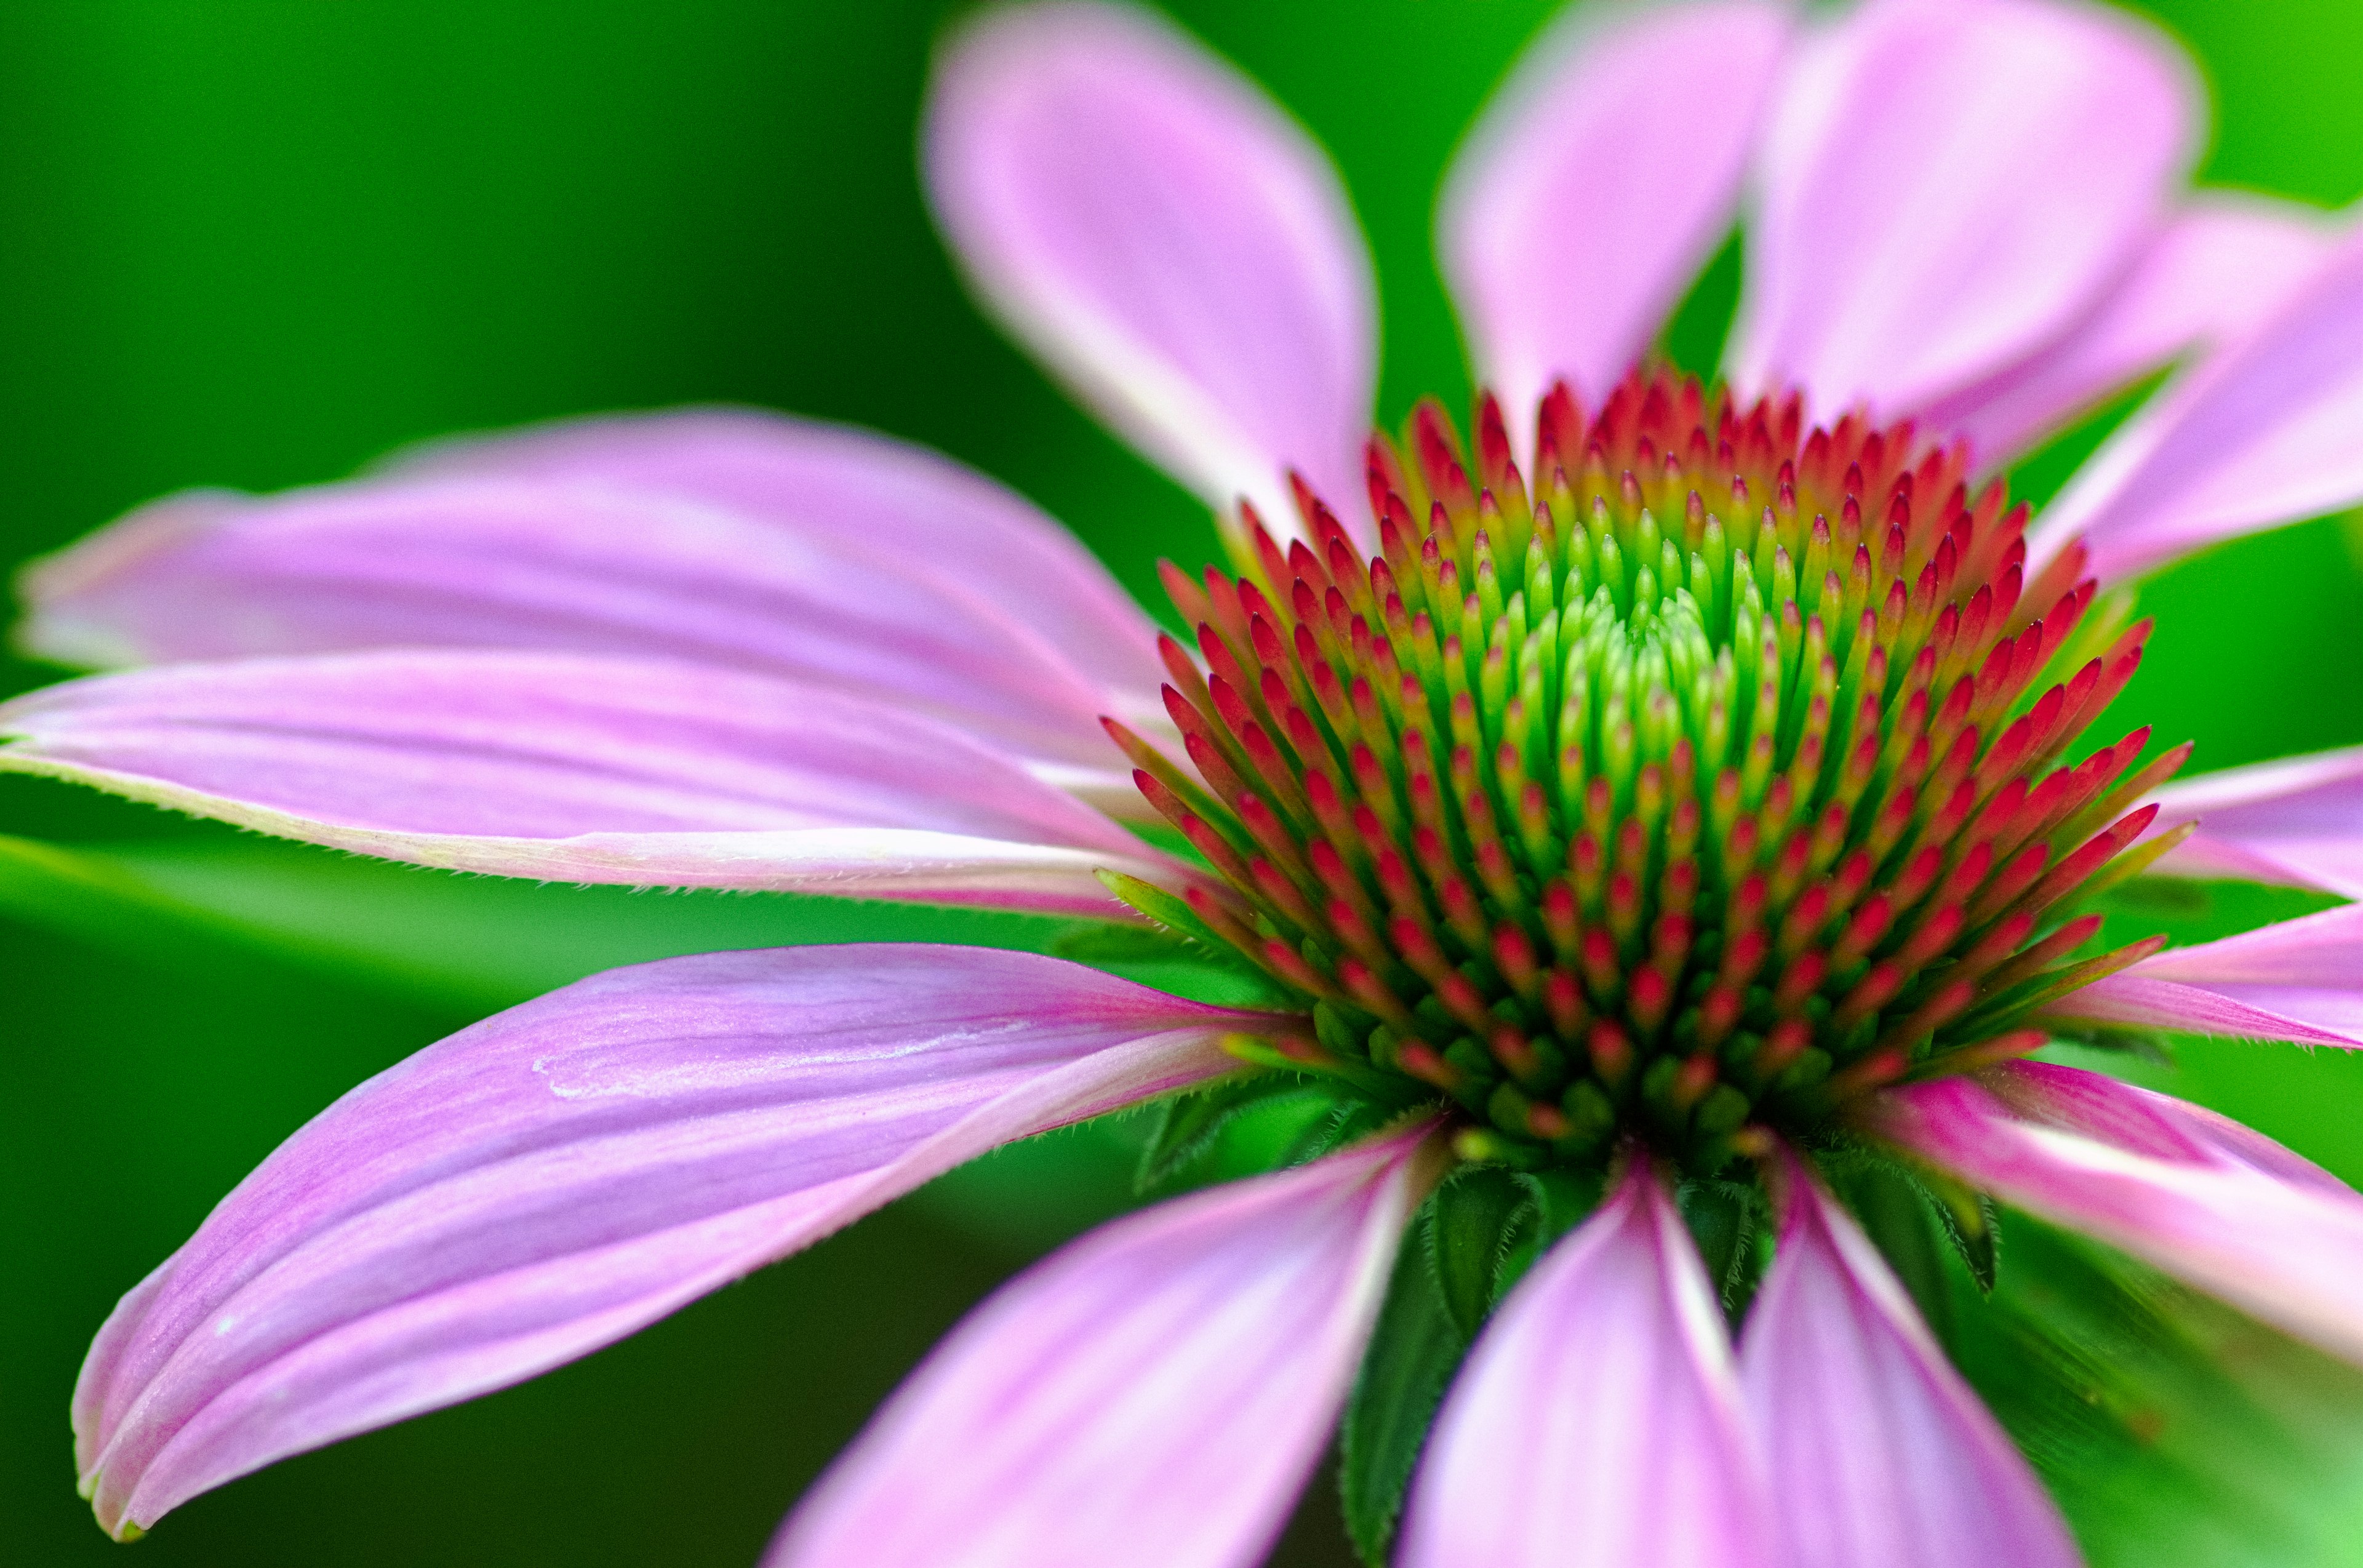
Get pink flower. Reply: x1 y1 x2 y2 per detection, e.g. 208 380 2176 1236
15 0 2363 1562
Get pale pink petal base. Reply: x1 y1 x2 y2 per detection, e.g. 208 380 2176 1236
2144 745 2363 898
2053 905 2363 1047
1873 1062 2363 1366
74 946 1262 1538
1925 193 2339 465
0 650 1175 915
1732 0 2194 419
766 1122 1440 1568
924 1 1377 530
1441 0 1791 436
1743 1150 2079 1568
1398 1162 1772 1568
2035 225 2363 580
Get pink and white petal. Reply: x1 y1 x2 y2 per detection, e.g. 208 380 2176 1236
2143 745 2363 898
1398 1162 1773 1568
75 945 1267 1538
17 473 1150 783
1743 1148 2080 1568
1730 0 2197 419
0 650 1173 916
1871 1062 2363 1365
375 407 1167 705
924 1 1376 530
766 1121 1440 1568
2034 224 2363 580
1440 0 1792 439
2052 904 2363 1047
1925 193 2341 463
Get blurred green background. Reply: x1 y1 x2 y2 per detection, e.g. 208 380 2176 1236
3 1 2362 1564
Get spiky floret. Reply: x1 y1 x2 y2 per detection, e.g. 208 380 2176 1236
1110 367 2187 1176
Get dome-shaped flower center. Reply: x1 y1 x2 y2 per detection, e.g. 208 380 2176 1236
1108 367 2183 1176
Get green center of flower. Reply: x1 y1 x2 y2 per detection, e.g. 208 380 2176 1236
1110 367 2183 1177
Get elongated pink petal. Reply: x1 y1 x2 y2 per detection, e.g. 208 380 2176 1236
1730 0 2196 419
2053 904 2363 1047
2035 224 2363 578
1399 1162 1772 1568
0 650 1173 915
1871 1062 2363 1365
1926 194 2340 463
1744 1149 2079 1568
767 1122 1440 1568
2144 745 2363 897
74 945 1263 1538
1441 0 1791 433
19 462 1156 790
376 407 1167 705
924 1 1375 529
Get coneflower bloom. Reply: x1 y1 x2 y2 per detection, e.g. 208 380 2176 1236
14 0 2363 1562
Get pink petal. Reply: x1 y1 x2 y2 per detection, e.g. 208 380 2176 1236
20 457 1158 799
2053 904 2363 1047
1730 0 2196 419
74 945 1262 1538
1398 1161 1773 1568
1871 1062 2363 1365
0 650 1173 916
1440 0 1791 434
2143 745 2363 899
766 1122 1440 1568
1925 193 2340 463
379 407 1167 706
1743 1148 2080 1568
924 1 1375 529
2035 223 2363 580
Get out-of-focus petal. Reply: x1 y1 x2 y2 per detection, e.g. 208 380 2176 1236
2143 745 2363 899
1397 1161 1772 1568
0 650 1172 915
1440 0 1791 440
2052 904 2363 1047
924 1 1376 529
1743 1148 2080 1568
1871 1062 2363 1365
376 407 1168 705
18 459 1157 788
767 1121 1439 1568
2034 224 2363 580
1926 194 2340 463
74 945 1261 1538
1730 0 2196 419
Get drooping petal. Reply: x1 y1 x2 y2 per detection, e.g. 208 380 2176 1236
1871 1062 2363 1365
1397 1161 1773 1568
2050 904 2363 1047
766 1121 1440 1568
0 650 1174 915
74 945 1264 1538
924 1 1377 528
1439 0 1791 434
2034 224 2363 580
376 407 1168 704
18 456 1159 792
2142 744 2363 898
1730 0 2196 419
1925 194 2340 463
1743 1148 2080 1568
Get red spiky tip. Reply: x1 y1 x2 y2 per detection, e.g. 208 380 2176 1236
1116 366 2186 1175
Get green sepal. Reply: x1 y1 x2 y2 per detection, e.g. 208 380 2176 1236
1339 1224 1469 1566
1676 1177 1765 1320
1829 1154 1956 1343
1425 1164 1533 1340
1485 1165 1605 1306
1133 1070 1309 1193
1913 1164 2002 1294
1050 921 1194 966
